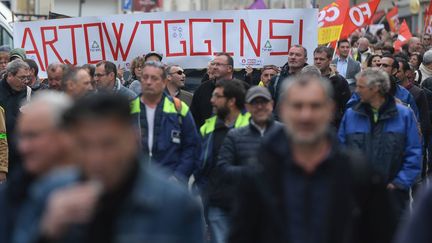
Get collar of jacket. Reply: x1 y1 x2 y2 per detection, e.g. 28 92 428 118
142 92 187 116
352 95 398 121
263 125 339 168
200 110 251 136
1 77 19 95
248 118 276 134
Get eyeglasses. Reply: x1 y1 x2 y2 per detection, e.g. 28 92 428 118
212 93 225 99
170 70 184 75
15 75 30 81
94 73 108 78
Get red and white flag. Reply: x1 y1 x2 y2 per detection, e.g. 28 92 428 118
317 0 350 45
424 0 432 34
386 6 399 32
340 0 381 39
394 20 412 51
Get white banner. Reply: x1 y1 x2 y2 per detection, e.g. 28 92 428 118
13 9 318 77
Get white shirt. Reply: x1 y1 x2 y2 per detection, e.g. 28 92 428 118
145 105 156 153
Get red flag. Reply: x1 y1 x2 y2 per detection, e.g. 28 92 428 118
340 0 381 39
394 20 412 51
386 6 399 32
424 0 432 34
318 0 350 45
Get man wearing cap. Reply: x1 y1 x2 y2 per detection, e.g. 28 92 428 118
208 86 282 241
9 48 26 62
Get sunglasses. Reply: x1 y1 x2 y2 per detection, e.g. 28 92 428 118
170 70 184 75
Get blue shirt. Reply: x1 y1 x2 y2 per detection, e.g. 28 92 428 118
336 57 348 78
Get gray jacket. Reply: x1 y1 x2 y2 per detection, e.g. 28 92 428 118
332 57 361 84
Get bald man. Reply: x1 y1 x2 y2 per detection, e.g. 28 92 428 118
355 37 372 64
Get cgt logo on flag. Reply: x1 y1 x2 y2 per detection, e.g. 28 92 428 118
318 0 349 45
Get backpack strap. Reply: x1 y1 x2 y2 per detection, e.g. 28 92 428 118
173 96 183 126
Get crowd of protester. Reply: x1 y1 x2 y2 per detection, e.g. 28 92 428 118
0 29 431 243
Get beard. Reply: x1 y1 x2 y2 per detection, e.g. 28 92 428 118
215 105 230 120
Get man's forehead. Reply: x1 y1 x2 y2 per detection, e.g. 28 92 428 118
381 57 393 64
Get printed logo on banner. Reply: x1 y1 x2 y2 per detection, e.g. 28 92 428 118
262 40 273 52
239 58 263 67
90 41 101 52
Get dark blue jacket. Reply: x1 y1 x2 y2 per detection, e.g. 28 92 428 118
10 163 204 243
140 94 200 180
194 112 250 192
338 96 422 190
395 185 432 243
209 119 283 210
346 84 420 121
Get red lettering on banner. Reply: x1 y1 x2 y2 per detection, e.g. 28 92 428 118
59 24 82 65
240 19 262 57
189 19 212 56
102 22 139 61
21 27 44 71
213 19 234 56
41 26 64 68
269 19 294 56
141 20 162 51
164 20 187 57
83 23 106 64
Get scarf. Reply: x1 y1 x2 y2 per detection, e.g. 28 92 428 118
419 63 432 84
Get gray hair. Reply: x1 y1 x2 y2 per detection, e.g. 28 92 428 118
143 61 167 80
301 65 321 77
165 64 181 75
423 50 432 65
24 91 73 128
280 73 334 102
47 62 64 73
6 59 29 76
355 69 390 96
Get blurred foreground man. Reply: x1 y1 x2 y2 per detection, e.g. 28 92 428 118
0 91 74 243
37 94 204 243
229 74 392 243
339 69 422 234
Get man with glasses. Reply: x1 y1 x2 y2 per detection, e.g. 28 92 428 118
166 64 193 106
95 61 140 128
191 53 235 128
0 60 31 177
195 79 249 243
